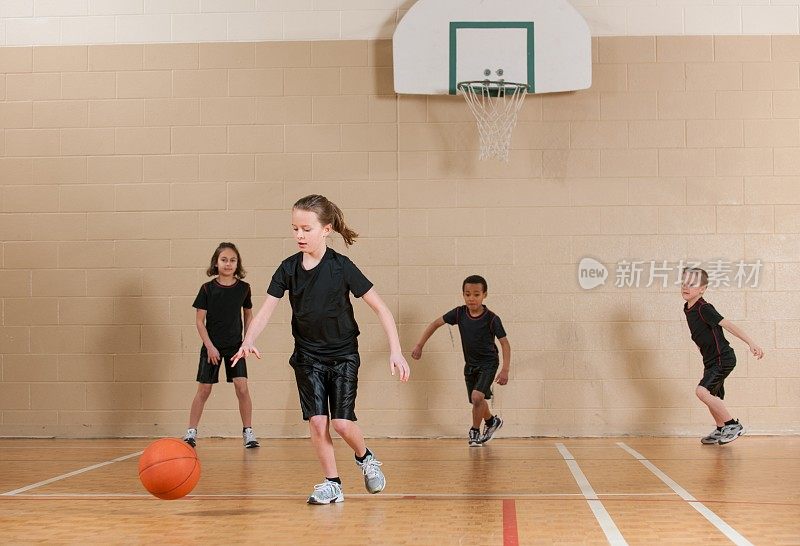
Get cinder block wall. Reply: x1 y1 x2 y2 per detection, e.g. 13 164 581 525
1 35 799 437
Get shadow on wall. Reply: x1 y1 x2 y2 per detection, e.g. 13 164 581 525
610 311 660 434
95 278 172 437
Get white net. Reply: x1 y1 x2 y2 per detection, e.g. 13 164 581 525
458 81 528 162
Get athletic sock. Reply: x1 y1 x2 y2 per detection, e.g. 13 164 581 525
355 448 372 463
326 477 341 485
724 419 738 426
470 426 480 433
485 416 495 426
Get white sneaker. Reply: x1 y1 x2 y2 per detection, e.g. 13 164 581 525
243 427 260 448
701 428 722 445
183 428 197 448
718 421 744 445
307 481 344 504
356 452 386 494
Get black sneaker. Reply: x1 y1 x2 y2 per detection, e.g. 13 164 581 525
481 415 503 444
468 428 482 447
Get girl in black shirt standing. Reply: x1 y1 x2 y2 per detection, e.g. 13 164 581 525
184 242 259 449
232 195 410 505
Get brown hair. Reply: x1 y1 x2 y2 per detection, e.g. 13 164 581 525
293 194 359 246
207 242 246 278
682 267 708 287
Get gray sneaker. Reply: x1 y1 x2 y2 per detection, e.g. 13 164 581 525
307 481 344 504
481 415 504 444
243 427 260 448
701 428 722 445
468 428 482 447
182 428 197 448
718 421 744 445
356 453 386 494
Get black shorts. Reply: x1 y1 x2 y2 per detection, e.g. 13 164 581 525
196 346 248 384
465 362 498 403
290 349 360 421
699 354 736 400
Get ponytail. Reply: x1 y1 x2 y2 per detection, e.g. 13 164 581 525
293 194 359 246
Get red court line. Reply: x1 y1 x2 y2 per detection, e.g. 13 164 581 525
503 499 519 546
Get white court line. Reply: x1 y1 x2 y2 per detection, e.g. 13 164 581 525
556 443 628 546
1 450 143 496
5 492 674 500
617 442 754 546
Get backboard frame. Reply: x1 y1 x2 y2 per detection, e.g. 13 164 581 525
449 21 535 95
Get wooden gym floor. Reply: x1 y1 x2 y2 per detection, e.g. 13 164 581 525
0 437 798 545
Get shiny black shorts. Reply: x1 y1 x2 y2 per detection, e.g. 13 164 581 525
290 350 360 421
699 354 736 400
465 362 498 403
196 346 247 384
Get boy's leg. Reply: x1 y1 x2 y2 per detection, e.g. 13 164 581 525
696 386 732 424
471 390 491 428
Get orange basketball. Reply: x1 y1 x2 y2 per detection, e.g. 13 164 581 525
138 438 201 500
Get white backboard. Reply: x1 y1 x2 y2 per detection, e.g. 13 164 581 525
393 0 592 95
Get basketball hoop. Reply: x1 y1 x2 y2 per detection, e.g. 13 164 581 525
457 80 528 162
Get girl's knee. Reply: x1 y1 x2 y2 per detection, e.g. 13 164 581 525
197 384 212 399
308 415 329 435
233 379 249 397
331 419 351 436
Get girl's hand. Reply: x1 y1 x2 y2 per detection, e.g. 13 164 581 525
750 344 764 360
230 343 261 367
206 345 221 366
411 345 423 360
495 369 509 385
389 352 410 382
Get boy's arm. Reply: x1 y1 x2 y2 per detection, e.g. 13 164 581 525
230 295 280 366
361 288 410 382
195 309 220 365
411 317 446 360
719 319 764 359
495 336 511 385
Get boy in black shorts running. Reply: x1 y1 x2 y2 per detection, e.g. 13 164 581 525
412 275 511 446
682 268 764 445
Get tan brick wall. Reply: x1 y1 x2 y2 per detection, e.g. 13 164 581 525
1 36 799 438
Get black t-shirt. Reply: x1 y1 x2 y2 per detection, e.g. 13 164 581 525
267 247 373 358
192 279 252 349
443 305 507 367
683 298 733 363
